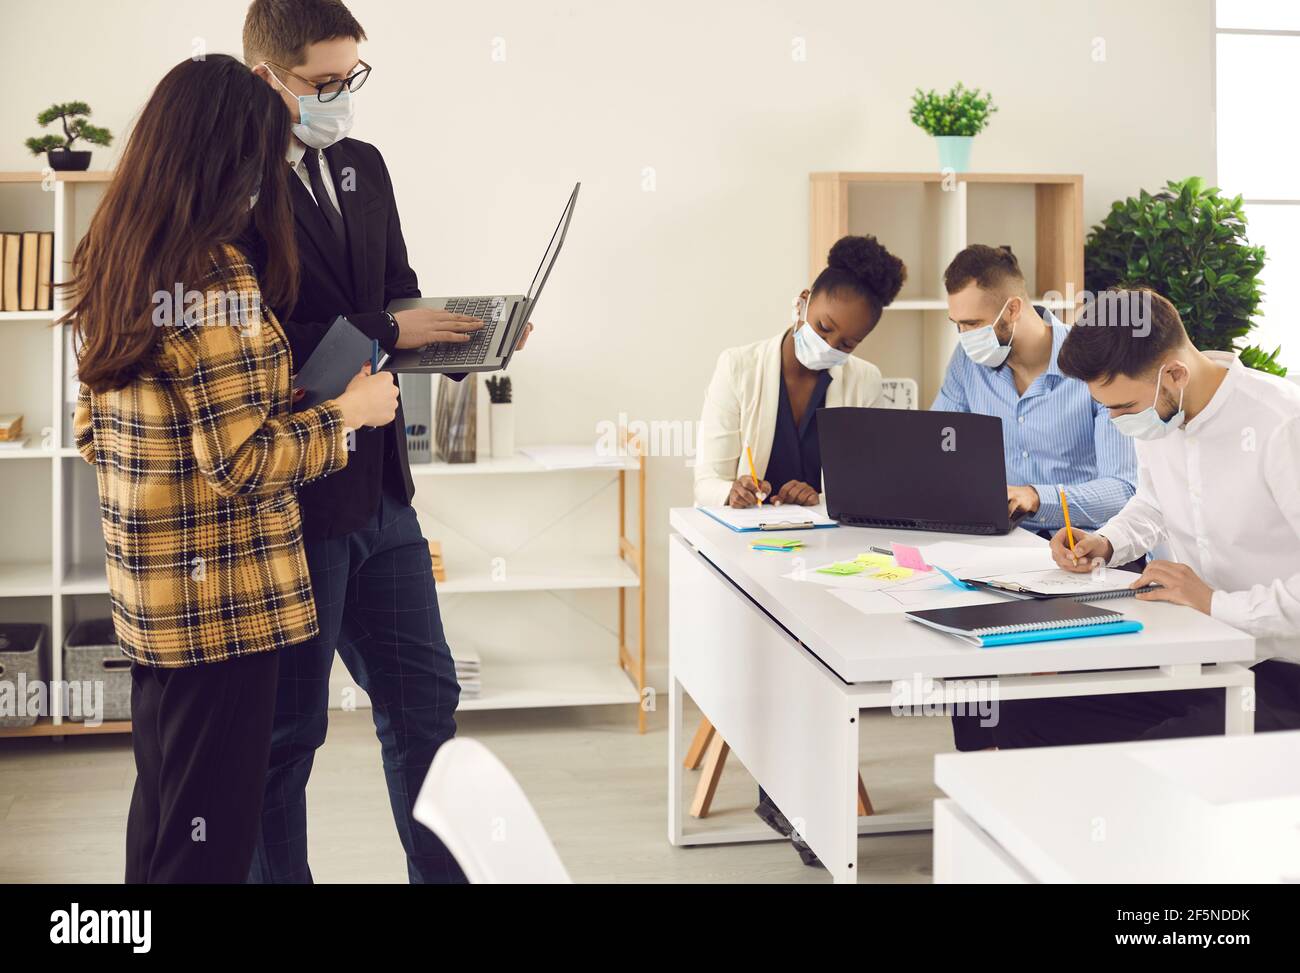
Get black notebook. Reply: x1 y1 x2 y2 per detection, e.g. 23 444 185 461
906 599 1140 647
292 316 387 410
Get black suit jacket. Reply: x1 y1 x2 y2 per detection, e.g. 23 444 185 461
271 137 419 539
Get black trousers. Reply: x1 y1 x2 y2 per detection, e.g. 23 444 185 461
990 659 1300 748
126 649 280 883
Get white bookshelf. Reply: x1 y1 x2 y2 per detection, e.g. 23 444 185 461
0 171 113 737
397 440 648 729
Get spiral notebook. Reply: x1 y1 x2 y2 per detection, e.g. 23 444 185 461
906 599 1143 647
961 568 1159 601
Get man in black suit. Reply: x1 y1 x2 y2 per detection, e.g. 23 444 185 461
242 0 530 883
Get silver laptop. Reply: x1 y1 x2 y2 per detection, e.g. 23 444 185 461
385 182 579 374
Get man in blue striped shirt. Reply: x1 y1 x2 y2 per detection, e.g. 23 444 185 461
932 245 1137 535
933 245 1138 752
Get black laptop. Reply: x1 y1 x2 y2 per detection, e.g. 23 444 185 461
818 408 1030 535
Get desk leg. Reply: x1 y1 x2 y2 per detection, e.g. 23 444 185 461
1224 667 1256 736
828 703 862 884
668 674 685 845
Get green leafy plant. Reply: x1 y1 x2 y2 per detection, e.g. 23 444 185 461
485 375 512 404
909 83 997 137
1085 176 1282 375
24 101 113 155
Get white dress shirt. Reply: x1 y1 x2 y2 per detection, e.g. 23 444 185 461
1096 352 1300 663
286 141 340 211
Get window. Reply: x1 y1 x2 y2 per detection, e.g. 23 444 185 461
1216 1 1299 371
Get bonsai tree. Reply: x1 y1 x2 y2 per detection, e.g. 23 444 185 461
25 101 113 156
485 375 512 404
1085 177 1282 375
909 83 997 137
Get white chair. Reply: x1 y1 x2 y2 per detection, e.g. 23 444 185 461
413 738 572 884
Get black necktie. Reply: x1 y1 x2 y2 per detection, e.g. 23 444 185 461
305 149 346 247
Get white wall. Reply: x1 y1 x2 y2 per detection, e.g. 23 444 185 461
2 0 1217 680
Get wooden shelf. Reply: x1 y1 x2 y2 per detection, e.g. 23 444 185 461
0 310 56 322
810 170 1085 403
410 450 638 476
456 661 641 712
62 563 109 595
437 555 639 594
812 171 1082 185
0 562 54 597
0 170 113 183
0 445 56 460
0 718 131 739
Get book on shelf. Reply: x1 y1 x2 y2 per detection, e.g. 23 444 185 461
1 233 18 311
451 645 481 699
0 230 54 312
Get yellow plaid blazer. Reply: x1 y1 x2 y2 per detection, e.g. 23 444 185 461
75 244 349 667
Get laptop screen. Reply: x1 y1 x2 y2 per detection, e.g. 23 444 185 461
525 182 580 309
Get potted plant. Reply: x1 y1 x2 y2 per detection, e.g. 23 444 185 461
486 375 514 459
25 102 113 172
909 83 997 173
1085 176 1283 375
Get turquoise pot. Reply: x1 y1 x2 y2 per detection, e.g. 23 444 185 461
935 135 973 172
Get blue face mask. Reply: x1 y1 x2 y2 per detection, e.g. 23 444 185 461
266 65 356 149
1110 363 1186 440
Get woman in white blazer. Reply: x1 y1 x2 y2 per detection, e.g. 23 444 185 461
692 235 906 867
695 235 907 510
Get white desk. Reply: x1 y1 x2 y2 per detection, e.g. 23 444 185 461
667 508 1257 884
934 730 1300 883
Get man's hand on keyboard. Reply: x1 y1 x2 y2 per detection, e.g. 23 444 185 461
392 308 484 349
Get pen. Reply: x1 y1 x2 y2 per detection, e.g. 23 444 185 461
744 444 766 505
1058 484 1077 556
370 339 381 373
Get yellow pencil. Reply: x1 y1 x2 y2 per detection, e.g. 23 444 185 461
1059 485 1076 555
745 444 765 505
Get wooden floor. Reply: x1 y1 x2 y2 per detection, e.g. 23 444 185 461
0 700 952 884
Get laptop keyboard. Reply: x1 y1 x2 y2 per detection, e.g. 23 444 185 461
837 515 1000 535
418 297 507 366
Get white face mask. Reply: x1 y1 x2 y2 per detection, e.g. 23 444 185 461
266 65 356 150
957 298 1015 367
1110 363 1186 440
791 292 849 371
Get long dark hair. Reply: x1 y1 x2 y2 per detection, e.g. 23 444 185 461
64 53 298 392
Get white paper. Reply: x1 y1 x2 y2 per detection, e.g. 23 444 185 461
918 541 1055 577
520 445 630 469
830 586 993 616
702 504 836 531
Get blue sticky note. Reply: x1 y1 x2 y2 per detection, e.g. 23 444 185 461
934 565 975 590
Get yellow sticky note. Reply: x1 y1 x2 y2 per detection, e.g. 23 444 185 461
870 566 914 582
817 562 865 576
853 553 894 569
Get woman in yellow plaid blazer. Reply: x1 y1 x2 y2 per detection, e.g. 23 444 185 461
65 55 399 884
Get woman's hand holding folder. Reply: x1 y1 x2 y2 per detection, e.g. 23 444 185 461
336 362 399 428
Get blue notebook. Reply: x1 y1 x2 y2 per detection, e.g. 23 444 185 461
906 599 1143 648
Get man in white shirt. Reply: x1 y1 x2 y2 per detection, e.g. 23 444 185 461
994 288 1300 746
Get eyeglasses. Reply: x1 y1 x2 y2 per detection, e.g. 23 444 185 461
267 60 371 102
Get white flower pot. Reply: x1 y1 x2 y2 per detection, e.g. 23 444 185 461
490 402 514 458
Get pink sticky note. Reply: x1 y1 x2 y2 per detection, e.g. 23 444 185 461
890 542 931 571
